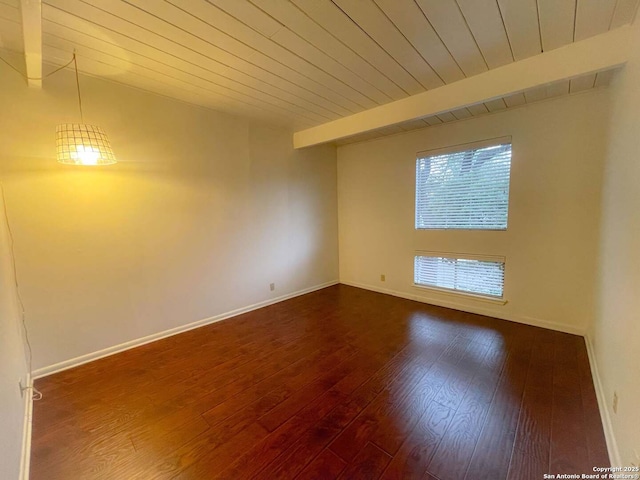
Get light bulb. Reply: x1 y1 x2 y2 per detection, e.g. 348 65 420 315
71 145 101 166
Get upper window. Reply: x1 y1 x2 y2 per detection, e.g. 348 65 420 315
415 138 512 230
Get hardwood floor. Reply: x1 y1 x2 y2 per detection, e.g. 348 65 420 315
31 285 609 479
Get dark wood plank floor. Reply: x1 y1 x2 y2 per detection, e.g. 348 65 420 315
31 285 609 479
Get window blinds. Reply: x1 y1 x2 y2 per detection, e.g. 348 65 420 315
414 255 505 298
415 142 512 230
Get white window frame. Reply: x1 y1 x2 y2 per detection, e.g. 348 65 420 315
413 251 508 305
415 136 513 231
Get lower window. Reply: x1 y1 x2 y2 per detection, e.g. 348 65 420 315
414 254 505 298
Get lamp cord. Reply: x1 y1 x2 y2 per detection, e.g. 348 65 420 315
72 53 84 123
0 51 83 123
0 183 43 402
0 54 75 81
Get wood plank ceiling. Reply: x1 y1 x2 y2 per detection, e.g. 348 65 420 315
0 0 638 137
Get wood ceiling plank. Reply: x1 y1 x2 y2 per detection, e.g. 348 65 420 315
42 36 319 127
524 85 547 103
424 115 443 126
611 0 640 28
163 0 363 114
414 0 487 76
575 0 617 40
0 16 25 53
497 0 542 60
503 92 527 107
0 1 20 22
331 0 444 90
377 125 405 135
398 118 430 131
293 25 631 147
68 0 360 116
212 0 389 106
594 69 615 87
451 108 472 120
467 103 489 115
437 111 456 122
0 0 23 53
41 44 298 127
292 0 422 95
546 79 570 98
485 98 507 112
537 0 576 51
44 5 337 124
53 0 360 119
247 0 406 101
267 28 390 105
569 74 596 92
42 20 331 125
0 0 20 8
456 0 514 68
130 0 376 110
42 6 340 122
26 0 631 129
373 0 465 83
203 0 281 38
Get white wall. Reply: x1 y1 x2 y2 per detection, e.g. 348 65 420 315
593 17 640 467
0 58 339 372
0 189 29 480
338 90 609 334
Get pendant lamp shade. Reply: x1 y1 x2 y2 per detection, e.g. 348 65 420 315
56 123 117 166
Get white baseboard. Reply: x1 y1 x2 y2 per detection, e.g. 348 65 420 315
584 335 621 467
340 280 585 336
33 280 339 379
19 374 33 480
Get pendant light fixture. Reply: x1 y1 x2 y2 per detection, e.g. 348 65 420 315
56 54 117 166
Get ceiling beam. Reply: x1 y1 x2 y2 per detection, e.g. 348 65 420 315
19 0 42 88
293 25 631 148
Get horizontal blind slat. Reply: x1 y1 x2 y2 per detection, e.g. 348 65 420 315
414 255 505 297
416 142 512 230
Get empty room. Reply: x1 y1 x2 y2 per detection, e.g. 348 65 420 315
1 0 639 479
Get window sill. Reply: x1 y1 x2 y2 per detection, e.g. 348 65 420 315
412 284 508 305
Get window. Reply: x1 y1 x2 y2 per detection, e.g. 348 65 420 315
414 254 505 298
415 138 512 230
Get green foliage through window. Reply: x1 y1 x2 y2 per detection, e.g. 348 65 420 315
416 143 512 230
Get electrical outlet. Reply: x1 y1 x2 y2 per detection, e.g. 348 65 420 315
380 274 386 282
613 391 618 414
269 283 275 292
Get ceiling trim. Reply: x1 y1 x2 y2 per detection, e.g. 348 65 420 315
293 25 631 149
20 0 42 88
